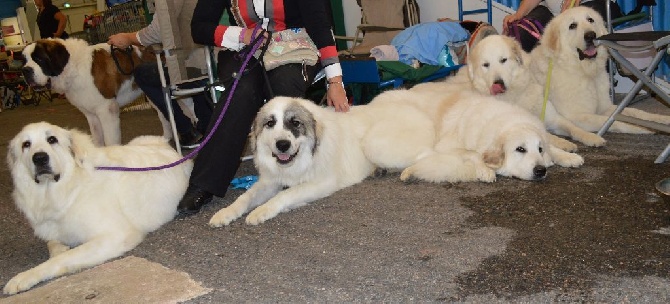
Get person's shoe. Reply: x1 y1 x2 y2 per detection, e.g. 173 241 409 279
178 184 214 215
179 129 204 150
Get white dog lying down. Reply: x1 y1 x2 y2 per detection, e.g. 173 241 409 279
361 89 585 183
4 122 192 295
529 6 670 133
209 97 376 226
459 34 606 148
209 91 585 226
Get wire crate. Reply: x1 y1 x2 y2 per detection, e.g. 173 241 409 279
83 1 148 44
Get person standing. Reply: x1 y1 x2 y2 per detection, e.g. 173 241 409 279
177 0 349 214
35 0 69 39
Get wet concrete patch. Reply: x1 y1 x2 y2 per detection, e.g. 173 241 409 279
456 156 670 300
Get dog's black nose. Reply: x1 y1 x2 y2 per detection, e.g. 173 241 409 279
533 165 547 179
32 152 49 166
584 31 596 42
276 140 291 153
22 66 33 76
494 78 505 86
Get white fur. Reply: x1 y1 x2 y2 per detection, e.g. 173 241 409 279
22 38 171 146
209 97 376 226
466 34 606 148
4 122 192 295
362 89 584 182
529 6 670 133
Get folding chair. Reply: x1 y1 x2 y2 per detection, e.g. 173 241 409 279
342 0 419 56
457 0 492 24
152 0 220 155
595 31 670 163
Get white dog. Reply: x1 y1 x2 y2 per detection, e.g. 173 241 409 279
464 34 606 148
209 97 376 226
529 6 670 133
22 38 170 146
4 122 192 295
362 89 584 183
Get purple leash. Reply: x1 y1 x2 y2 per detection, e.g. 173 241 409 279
97 27 266 172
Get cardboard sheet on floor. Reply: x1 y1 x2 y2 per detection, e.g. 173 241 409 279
0 256 211 303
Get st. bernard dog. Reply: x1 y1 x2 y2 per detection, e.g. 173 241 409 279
4 122 192 295
209 96 376 226
22 38 160 146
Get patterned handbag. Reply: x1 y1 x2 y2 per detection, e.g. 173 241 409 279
262 28 319 71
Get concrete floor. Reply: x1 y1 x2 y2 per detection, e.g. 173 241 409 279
1 95 670 303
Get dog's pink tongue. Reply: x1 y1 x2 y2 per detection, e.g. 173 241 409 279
490 83 506 95
584 46 597 56
277 153 291 161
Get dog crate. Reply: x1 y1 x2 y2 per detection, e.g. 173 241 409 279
83 1 149 44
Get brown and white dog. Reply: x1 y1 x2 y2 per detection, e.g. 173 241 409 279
22 38 167 146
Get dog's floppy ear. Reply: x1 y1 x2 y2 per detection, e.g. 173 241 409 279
312 117 323 155
542 22 560 55
33 40 70 77
482 138 505 169
69 129 95 167
249 111 266 154
6 137 18 169
510 37 531 68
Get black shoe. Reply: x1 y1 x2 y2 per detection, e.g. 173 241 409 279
178 184 213 215
179 129 204 149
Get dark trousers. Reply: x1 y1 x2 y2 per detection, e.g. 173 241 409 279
134 62 212 135
190 53 319 197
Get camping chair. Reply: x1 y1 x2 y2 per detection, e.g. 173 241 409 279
342 0 419 56
595 30 670 163
595 0 670 163
152 0 219 155
604 0 658 101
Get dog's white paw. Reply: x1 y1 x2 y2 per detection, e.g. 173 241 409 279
557 153 584 168
579 132 606 147
245 205 279 225
399 168 415 183
476 166 497 183
209 208 240 227
4 270 42 295
550 135 578 152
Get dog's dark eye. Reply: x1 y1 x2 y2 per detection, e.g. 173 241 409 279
539 147 544 153
569 23 577 30
516 146 527 153
500 57 507 64
587 17 594 23
47 136 58 144
22 141 31 149
482 62 490 68
265 119 276 128
290 119 302 128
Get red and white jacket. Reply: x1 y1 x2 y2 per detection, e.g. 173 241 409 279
192 0 341 78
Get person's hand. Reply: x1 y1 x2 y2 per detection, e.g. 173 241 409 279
326 77 349 112
107 33 132 48
241 28 269 46
502 12 522 34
